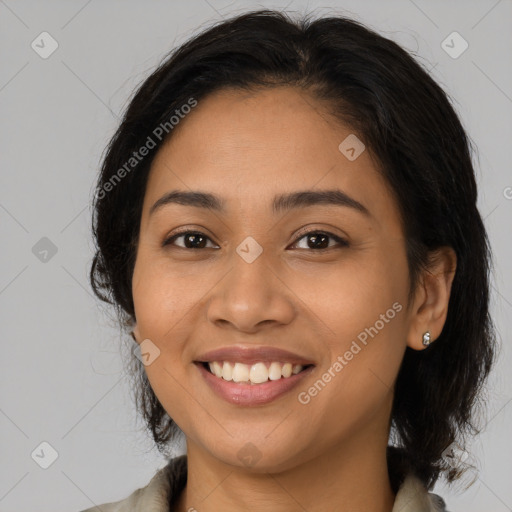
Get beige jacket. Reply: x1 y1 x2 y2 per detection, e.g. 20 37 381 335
80 455 448 511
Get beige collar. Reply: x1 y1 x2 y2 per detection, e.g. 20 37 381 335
392 473 447 511
80 455 447 511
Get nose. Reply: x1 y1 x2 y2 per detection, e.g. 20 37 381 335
205 245 296 333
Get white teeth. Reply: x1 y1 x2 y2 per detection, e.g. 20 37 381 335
222 361 233 381
211 361 223 378
232 362 250 382
268 362 282 380
206 361 306 384
281 363 292 378
249 362 268 384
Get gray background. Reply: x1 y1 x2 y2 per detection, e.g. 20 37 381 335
1 0 511 510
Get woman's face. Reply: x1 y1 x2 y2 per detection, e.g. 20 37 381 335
132 86 417 471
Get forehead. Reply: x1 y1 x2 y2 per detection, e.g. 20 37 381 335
163 86 356 167
143 86 402 232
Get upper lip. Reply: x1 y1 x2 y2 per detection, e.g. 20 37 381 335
195 345 316 366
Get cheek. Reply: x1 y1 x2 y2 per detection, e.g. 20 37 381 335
289 250 408 400
132 252 196 336
131 267 194 415
286 249 407 333
131 257 195 428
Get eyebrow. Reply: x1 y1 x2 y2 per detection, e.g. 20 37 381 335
149 189 371 217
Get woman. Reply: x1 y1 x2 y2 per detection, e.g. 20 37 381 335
84 9 495 512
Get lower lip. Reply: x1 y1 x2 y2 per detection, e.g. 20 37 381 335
195 363 315 406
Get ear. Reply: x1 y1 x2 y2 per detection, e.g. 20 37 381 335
131 322 141 344
406 246 457 350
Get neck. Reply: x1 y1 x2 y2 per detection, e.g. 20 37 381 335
175 423 395 512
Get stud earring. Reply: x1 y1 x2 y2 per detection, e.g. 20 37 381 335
422 331 431 346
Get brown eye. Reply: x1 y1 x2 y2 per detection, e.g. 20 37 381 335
291 230 349 250
163 231 218 249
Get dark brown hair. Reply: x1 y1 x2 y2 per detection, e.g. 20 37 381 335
89 9 496 491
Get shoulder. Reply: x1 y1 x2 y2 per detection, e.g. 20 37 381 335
78 455 187 512
393 473 449 512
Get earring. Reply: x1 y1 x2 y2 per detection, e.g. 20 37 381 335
422 331 431 346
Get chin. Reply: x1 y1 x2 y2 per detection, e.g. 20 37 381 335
205 440 305 474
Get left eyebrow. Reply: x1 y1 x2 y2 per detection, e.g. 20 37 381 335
272 189 371 217
149 188 371 218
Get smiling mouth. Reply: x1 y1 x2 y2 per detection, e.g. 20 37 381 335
200 360 315 385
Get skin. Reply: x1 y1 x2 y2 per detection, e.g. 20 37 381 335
131 86 456 512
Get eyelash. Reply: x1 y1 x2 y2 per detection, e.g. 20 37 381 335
162 228 349 251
